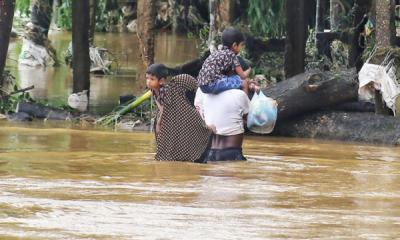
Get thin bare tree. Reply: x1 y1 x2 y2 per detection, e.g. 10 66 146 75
137 0 156 67
72 0 90 95
0 0 16 86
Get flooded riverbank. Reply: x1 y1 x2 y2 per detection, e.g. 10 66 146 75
6 31 199 114
0 122 400 239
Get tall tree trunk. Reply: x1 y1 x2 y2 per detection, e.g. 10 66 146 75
89 0 97 45
72 0 90 94
208 0 218 51
374 0 396 115
330 0 340 30
284 0 307 79
348 0 372 70
218 0 235 29
20 0 57 67
50 0 59 29
315 0 322 36
29 0 52 45
137 0 156 67
316 0 328 32
169 0 178 32
376 0 396 47
315 0 328 48
0 0 15 87
183 0 190 29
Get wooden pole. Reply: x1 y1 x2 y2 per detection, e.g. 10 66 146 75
0 0 15 86
72 0 90 94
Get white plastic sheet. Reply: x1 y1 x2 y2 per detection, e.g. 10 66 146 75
358 49 400 115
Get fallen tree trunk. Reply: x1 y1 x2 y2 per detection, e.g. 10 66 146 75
166 51 210 78
16 102 71 120
264 69 359 122
326 101 375 113
273 111 400 145
245 35 285 60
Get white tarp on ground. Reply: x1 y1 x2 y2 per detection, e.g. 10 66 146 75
19 39 54 67
89 47 112 74
65 43 113 74
358 53 400 115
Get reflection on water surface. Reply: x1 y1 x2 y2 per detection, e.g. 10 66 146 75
6 32 199 114
0 122 400 239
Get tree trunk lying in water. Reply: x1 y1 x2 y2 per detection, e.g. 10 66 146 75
166 51 210 78
273 111 400 145
16 102 71 120
264 69 359 122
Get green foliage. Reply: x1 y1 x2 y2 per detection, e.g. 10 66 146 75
252 53 285 83
57 0 72 30
239 47 284 83
95 0 122 32
0 72 33 114
247 0 285 38
305 29 348 72
188 25 214 53
57 0 122 32
16 0 31 17
96 90 152 126
334 1 355 30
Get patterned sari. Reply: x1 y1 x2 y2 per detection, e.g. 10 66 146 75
155 74 211 161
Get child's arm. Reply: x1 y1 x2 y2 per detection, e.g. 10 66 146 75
153 96 163 135
156 105 163 134
235 65 251 80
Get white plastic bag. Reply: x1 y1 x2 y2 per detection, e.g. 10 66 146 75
247 91 278 134
68 90 88 112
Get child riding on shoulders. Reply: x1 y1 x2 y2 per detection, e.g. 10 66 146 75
197 28 252 94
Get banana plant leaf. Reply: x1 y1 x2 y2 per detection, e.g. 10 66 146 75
96 90 152 126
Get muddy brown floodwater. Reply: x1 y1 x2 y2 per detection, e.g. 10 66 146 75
2 31 400 240
0 122 400 239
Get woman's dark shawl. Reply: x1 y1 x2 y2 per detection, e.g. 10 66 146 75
155 74 211 161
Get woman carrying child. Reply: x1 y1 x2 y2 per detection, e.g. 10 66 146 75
145 64 211 162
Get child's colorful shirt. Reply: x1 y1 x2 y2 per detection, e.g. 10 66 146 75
152 86 167 107
197 46 240 86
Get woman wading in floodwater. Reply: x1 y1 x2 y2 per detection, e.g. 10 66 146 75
145 64 211 162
